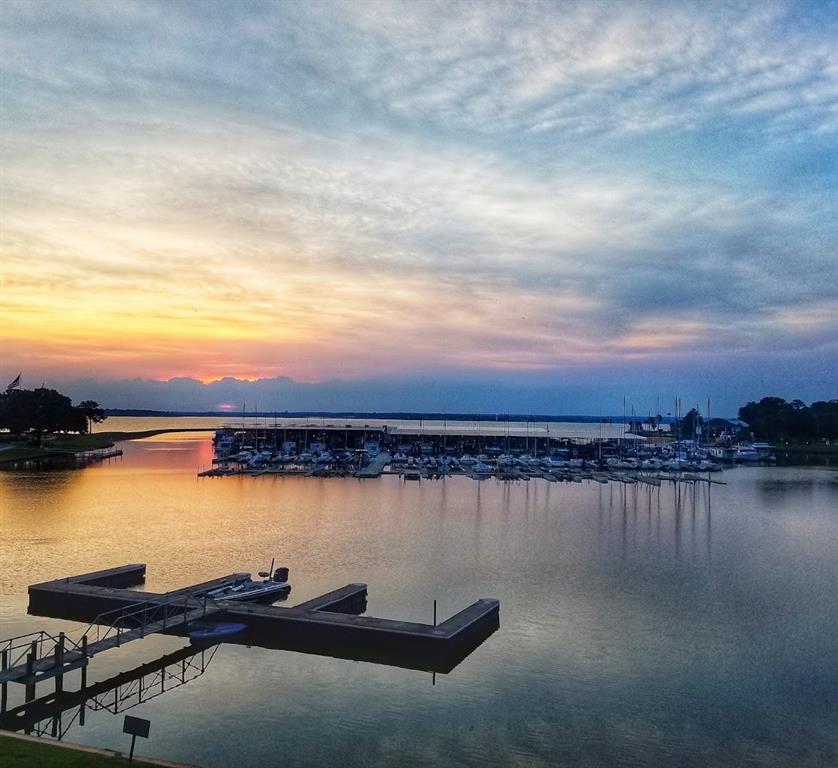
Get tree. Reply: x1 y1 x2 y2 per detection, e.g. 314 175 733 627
737 396 827 441
78 400 107 434
0 387 100 444
810 400 838 440
680 408 701 439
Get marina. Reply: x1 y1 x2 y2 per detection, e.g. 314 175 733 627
197 421 770 484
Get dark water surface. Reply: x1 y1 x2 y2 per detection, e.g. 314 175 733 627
1 433 836 767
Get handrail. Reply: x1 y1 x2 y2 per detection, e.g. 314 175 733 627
81 591 220 648
1 591 221 679
87 589 212 631
1 630 85 675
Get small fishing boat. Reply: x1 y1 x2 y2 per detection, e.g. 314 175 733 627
205 562 291 603
189 621 247 642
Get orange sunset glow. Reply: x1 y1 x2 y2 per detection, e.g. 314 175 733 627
1 0 836 413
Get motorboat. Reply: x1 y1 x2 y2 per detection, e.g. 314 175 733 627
205 566 291 603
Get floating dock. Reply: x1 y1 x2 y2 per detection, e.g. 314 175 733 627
1 564 499 707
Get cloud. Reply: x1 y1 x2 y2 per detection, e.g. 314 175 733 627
0 1 836 406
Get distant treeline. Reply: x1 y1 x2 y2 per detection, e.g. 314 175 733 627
104 409 670 423
738 397 838 441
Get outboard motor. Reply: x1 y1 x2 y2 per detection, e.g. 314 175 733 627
273 567 289 583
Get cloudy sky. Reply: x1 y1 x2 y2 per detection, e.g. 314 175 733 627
1 0 836 414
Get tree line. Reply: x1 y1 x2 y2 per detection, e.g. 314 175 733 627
738 397 838 441
0 386 106 444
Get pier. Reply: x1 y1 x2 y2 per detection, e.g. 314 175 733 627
204 420 732 484
1 564 499 712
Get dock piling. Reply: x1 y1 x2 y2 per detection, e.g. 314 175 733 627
1 648 7 713
80 636 87 689
25 641 37 702
54 633 65 694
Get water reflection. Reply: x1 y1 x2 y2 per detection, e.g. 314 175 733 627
592 479 715 566
1 437 837 767
1 643 219 740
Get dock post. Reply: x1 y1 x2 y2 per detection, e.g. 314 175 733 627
55 632 65 694
25 640 37 703
81 635 88 686
1 648 7 713
433 600 437 626
80 635 88 726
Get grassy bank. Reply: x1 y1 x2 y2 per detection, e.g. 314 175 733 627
0 731 190 767
0 429 207 465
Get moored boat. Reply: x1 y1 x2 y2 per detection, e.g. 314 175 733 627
205 566 291 603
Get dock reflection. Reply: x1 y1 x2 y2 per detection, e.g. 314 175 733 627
1 603 499 742
0 643 219 740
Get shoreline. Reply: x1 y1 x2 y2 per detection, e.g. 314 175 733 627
772 442 838 456
0 429 209 465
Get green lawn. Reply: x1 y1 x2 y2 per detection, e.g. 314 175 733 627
0 429 204 464
48 434 117 450
0 733 146 767
0 447 55 463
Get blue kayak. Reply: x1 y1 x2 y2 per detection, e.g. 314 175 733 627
189 621 248 641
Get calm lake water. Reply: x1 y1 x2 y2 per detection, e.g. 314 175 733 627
1 432 837 767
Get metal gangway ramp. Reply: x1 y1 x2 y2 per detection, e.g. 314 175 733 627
0 592 218 686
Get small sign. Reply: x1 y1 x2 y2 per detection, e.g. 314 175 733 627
123 715 150 739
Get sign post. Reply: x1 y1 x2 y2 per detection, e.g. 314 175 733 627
123 715 150 764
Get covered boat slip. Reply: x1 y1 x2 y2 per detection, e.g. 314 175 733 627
14 565 499 681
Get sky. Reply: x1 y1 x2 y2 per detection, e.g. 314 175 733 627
1 0 836 415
